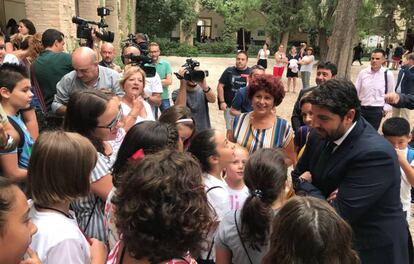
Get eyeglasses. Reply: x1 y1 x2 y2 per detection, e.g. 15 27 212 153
96 108 123 131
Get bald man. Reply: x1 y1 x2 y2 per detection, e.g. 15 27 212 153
99 42 122 73
52 47 124 114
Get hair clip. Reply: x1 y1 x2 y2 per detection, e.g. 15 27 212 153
176 118 193 124
128 148 145 162
252 189 263 198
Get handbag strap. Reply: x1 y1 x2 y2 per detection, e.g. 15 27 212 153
30 63 47 114
84 196 99 232
234 209 254 264
384 69 388 94
205 237 214 261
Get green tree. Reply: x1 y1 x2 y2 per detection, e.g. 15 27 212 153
303 0 337 60
261 0 307 50
202 0 263 47
136 0 197 38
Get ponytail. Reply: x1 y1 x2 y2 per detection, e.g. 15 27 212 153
240 148 287 249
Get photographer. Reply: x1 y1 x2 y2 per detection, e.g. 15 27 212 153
172 63 215 132
122 45 162 116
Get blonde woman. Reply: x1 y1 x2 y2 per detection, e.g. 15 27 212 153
119 66 155 131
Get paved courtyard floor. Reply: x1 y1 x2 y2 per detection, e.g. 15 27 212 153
164 55 414 235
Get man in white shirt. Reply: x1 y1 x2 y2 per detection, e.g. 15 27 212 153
355 48 394 130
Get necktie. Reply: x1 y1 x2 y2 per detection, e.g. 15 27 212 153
313 141 336 177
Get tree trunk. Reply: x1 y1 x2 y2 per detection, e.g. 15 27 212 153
120 0 129 39
242 29 245 51
326 0 362 79
179 21 194 46
280 31 289 52
130 0 137 34
318 28 329 61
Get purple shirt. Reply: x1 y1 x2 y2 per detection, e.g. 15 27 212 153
355 67 395 110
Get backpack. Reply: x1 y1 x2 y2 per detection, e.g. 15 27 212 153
406 147 414 164
7 116 25 159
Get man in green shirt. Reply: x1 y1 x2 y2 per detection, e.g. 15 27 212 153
149 42 172 112
32 29 73 112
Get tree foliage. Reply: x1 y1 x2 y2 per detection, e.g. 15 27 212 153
261 0 307 44
136 0 197 38
201 0 263 42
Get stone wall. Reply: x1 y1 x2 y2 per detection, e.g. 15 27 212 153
25 0 78 51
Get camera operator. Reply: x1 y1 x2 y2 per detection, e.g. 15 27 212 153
99 42 122 73
52 46 124 115
135 33 149 55
122 45 162 116
172 65 215 132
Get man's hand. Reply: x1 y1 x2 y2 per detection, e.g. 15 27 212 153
219 102 227 110
174 67 186 81
327 189 338 203
384 92 400 104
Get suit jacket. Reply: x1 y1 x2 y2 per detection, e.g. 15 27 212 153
292 117 411 264
395 65 414 95
393 65 414 109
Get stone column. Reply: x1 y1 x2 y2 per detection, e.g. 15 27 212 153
104 0 120 48
25 0 77 51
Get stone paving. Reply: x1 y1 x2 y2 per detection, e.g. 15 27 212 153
164 55 414 234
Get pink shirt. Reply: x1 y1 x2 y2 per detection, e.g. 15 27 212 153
355 67 395 109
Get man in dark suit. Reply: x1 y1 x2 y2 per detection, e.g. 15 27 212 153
292 79 411 264
385 52 414 111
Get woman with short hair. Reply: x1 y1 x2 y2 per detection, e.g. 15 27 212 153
231 74 295 165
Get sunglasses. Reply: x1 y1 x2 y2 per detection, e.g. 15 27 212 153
96 107 123 131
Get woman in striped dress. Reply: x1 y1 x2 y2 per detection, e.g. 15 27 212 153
63 89 125 242
231 74 296 165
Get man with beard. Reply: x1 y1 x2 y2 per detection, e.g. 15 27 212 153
172 66 215 132
292 79 411 264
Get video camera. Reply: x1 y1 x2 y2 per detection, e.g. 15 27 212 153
128 53 156 78
72 7 114 43
122 33 149 56
175 59 209 82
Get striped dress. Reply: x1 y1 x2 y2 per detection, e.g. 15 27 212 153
71 128 125 242
233 112 293 153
